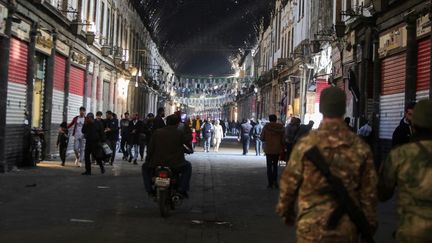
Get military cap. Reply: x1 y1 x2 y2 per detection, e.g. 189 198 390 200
319 86 346 117
412 99 432 130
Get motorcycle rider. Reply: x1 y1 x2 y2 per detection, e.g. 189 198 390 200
142 114 192 199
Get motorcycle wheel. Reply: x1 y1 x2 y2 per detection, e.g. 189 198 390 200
31 148 37 166
158 189 170 217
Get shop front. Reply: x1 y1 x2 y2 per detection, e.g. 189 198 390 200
68 51 86 121
5 19 30 167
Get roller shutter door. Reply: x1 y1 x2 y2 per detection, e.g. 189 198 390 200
416 39 430 100
379 52 406 140
52 54 66 124
6 38 28 125
6 37 29 167
68 66 85 121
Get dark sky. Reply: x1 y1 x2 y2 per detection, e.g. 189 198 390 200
132 0 275 76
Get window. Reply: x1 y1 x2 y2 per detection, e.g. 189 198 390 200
298 0 301 20
93 0 97 23
117 15 121 47
106 7 111 45
86 0 91 23
301 0 305 18
99 1 105 44
281 36 285 58
291 29 294 56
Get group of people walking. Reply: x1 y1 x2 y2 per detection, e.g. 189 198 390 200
59 106 167 175
190 116 226 153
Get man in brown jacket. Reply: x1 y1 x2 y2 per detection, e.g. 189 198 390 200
261 114 285 188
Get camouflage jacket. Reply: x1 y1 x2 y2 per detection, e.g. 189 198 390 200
276 120 378 241
378 139 432 242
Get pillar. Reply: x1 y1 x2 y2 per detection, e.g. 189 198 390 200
97 63 104 112
42 30 57 156
26 23 38 126
405 15 417 104
91 61 98 113
109 70 115 111
372 30 381 166
0 1 16 172
63 45 72 122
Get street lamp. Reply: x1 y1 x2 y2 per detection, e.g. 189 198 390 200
335 22 346 38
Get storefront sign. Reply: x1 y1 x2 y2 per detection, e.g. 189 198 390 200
35 29 53 55
56 39 70 56
378 25 407 57
0 3 7 36
11 19 31 42
417 14 431 37
71 51 87 69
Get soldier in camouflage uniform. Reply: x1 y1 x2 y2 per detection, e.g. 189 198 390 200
378 99 432 243
276 87 378 242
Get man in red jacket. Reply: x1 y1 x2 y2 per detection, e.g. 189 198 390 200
67 106 86 167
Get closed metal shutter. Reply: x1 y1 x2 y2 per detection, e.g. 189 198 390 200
6 38 28 168
417 39 430 91
315 79 330 104
381 53 406 95
8 38 28 85
379 52 406 139
68 66 85 120
417 39 430 100
7 38 28 124
52 54 66 124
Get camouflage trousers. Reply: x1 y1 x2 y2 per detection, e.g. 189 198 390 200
296 219 360 243
396 214 432 243
297 235 360 243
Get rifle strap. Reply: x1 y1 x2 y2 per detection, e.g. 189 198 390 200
415 141 432 162
304 146 375 243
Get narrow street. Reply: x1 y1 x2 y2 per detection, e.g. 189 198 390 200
0 140 396 243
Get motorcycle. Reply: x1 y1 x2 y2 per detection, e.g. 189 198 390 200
30 127 46 166
153 166 183 217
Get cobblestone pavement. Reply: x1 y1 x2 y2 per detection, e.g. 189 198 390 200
0 141 396 243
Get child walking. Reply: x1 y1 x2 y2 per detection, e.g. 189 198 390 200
191 128 197 149
57 122 69 166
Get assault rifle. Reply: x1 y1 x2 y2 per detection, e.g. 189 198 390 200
304 146 375 243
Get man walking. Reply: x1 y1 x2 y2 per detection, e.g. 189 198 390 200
253 119 263 156
379 100 432 243
238 119 253 155
153 107 166 130
120 112 130 160
81 113 105 175
67 106 86 167
128 113 143 164
104 111 119 165
276 87 378 242
392 102 416 148
201 119 213 152
261 115 284 188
